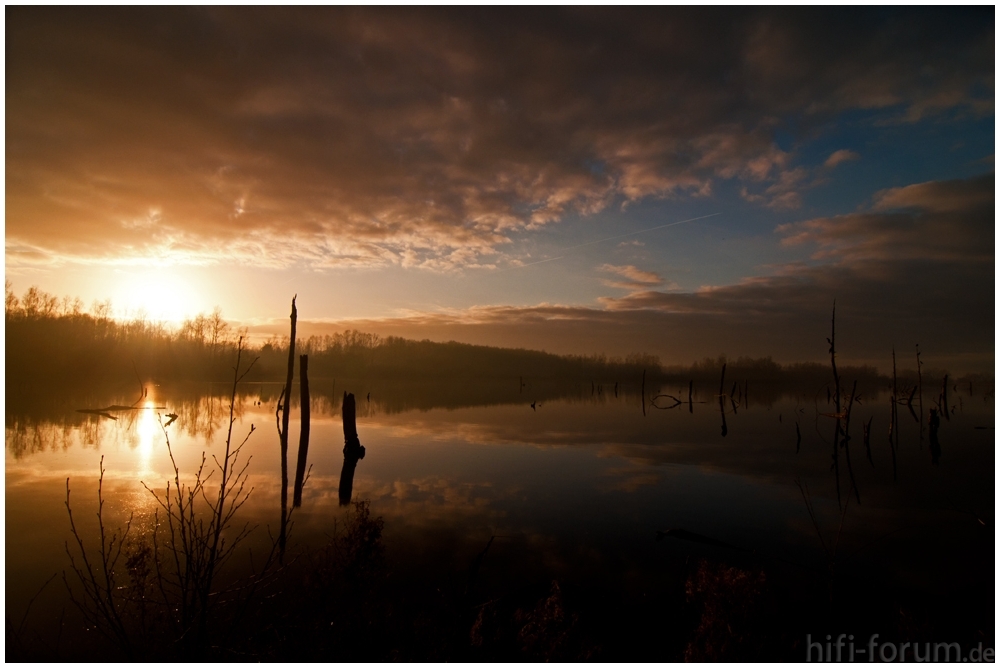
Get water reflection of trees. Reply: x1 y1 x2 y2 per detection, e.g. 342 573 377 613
6 411 150 459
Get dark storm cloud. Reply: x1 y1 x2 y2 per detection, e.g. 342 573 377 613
6 7 993 269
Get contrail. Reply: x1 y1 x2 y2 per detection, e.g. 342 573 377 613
511 212 722 269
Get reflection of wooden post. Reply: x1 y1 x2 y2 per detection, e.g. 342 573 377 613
829 303 842 509
941 374 950 420
641 369 646 417
718 363 727 437
916 344 923 442
339 392 366 506
278 296 297 554
928 409 941 464
293 354 310 507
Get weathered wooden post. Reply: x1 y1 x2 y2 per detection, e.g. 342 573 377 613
339 392 366 506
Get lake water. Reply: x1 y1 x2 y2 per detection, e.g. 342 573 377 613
6 377 994 659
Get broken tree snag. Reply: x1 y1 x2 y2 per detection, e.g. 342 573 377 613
293 354 310 508
278 295 297 553
916 344 923 442
641 369 646 417
828 302 843 509
718 363 727 437
941 374 950 420
339 392 366 506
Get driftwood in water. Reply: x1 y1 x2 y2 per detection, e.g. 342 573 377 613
76 410 118 421
77 404 164 413
77 370 163 418
293 354 311 508
339 392 367 506
650 394 682 410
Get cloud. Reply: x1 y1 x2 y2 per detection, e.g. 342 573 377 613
600 263 662 285
740 165 809 209
598 263 681 292
246 174 993 372
6 8 993 269
776 173 993 262
824 149 860 168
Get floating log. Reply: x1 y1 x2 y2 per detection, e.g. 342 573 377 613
76 405 165 414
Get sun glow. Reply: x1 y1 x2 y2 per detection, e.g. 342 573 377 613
110 268 207 324
135 400 159 476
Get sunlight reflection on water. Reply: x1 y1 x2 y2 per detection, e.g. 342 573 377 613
5 379 995 643
135 401 158 477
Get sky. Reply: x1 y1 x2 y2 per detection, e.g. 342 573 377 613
5 7 995 371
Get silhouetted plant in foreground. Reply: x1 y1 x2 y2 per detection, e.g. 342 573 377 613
63 338 281 659
63 456 142 658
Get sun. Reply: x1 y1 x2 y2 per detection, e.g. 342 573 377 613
111 268 206 324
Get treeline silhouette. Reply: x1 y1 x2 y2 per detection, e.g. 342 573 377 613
6 282 248 387
663 355 886 390
5 284 662 388
7 283 945 395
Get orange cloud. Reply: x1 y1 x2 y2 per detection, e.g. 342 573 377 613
824 149 860 168
7 8 992 270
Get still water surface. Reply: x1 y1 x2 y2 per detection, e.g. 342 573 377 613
6 378 994 654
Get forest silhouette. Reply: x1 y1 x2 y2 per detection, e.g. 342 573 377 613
7 283 953 397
